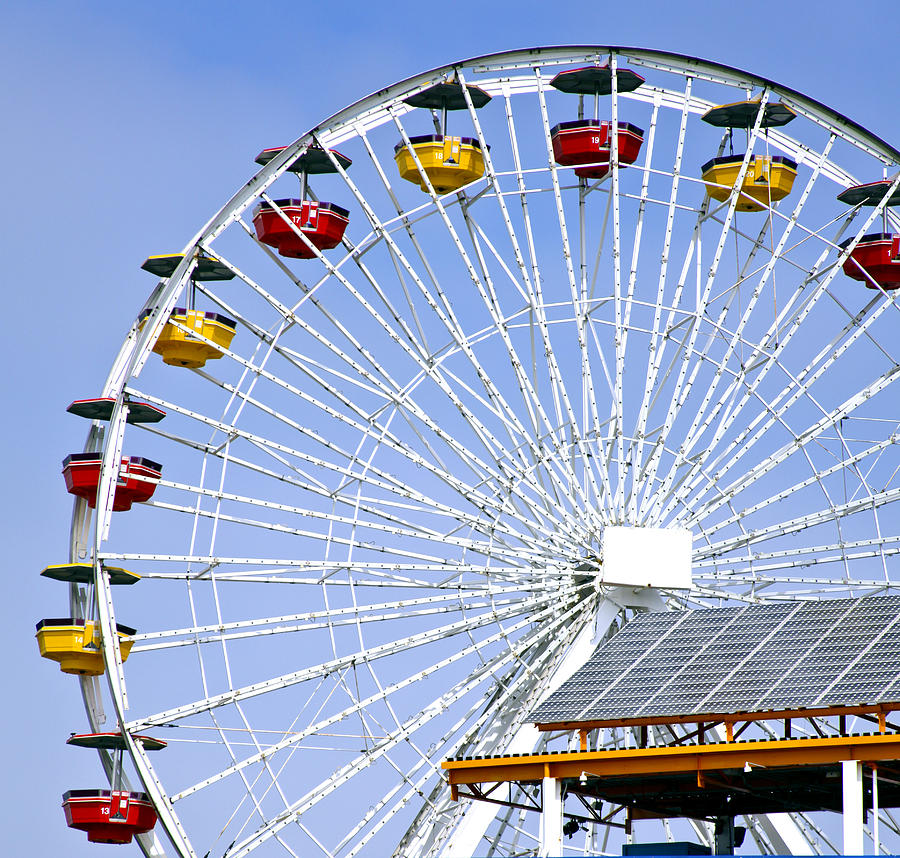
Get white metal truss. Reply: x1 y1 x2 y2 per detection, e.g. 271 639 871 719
60 46 900 858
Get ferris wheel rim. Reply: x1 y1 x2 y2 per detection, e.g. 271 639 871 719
301 44 900 167
96 45 900 421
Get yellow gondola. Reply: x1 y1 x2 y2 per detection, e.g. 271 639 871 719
394 135 485 193
701 155 797 212
395 81 491 194
36 619 135 675
139 307 237 369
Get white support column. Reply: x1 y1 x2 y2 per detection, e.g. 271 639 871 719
873 766 880 855
842 759 864 855
540 776 563 857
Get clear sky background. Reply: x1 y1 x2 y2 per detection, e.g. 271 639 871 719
3 0 899 852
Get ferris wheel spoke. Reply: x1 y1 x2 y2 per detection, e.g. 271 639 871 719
150 470 539 557
696 484 900 560
687 434 898 540
607 53 629 517
635 236 703 519
318 145 596 521
222 596 592 857
170 593 583 809
672 183 900 512
584 314 618 404
623 97 662 521
498 82 546 418
695 533 900 571
101 552 549 587
632 76 695 520
498 78 615 513
696 571 898 596
532 69 611 518
145 493 548 569
131 592 535 654
127 587 569 732
683 365 900 529
639 94 774 524
581 319 621 505
127 387 555 544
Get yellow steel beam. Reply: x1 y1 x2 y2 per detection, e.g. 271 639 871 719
535 702 900 733
443 733 900 786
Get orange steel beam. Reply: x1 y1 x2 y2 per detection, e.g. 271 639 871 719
535 702 900 733
443 733 900 786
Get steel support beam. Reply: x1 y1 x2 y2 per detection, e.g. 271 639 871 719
445 733 900 784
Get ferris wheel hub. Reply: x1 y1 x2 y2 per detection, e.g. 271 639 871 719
601 526 693 590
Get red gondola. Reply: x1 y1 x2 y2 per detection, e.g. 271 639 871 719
62 790 157 844
62 453 162 511
548 65 645 181
252 199 350 258
550 120 644 178
839 233 900 290
252 145 351 258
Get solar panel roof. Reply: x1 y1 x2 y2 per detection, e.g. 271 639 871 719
530 595 900 726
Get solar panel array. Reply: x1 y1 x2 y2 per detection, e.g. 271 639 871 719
531 595 900 725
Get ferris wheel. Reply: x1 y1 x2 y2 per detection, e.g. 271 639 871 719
43 46 900 856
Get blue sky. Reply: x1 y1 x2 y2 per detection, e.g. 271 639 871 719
4 0 900 853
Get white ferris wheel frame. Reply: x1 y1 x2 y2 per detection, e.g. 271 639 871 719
64 45 900 857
